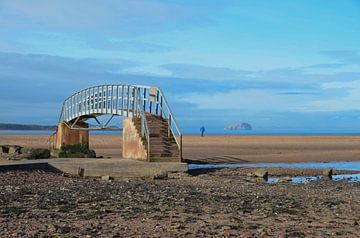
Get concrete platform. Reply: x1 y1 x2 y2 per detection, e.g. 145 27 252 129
0 158 188 178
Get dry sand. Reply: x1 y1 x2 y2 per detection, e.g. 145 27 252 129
1 134 360 163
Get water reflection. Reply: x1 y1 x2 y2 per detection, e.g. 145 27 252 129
189 161 360 171
268 173 360 183
189 161 360 183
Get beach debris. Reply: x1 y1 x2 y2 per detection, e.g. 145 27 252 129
51 143 96 158
20 148 50 160
0 145 22 154
0 145 50 160
77 167 85 177
322 168 333 179
168 172 190 179
276 177 292 183
153 171 168 180
254 169 269 181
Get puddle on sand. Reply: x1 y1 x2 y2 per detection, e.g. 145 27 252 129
188 161 360 171
268 173 360 183
189 161 360 183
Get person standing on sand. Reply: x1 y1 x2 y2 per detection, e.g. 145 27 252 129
200 126 205 137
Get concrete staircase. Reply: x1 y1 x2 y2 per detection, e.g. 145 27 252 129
133 114 180 162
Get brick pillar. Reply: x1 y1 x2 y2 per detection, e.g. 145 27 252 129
122 118 148 161
54 122 89 150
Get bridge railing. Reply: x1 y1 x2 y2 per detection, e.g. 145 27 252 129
60 85 141 122
134 88 150 161
59 84 182 160
135 85 182 160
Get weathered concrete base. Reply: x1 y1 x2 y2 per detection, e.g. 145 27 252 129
54 122 89 150
0 158 188 178
122 118 148 161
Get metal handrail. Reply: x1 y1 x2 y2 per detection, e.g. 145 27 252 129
156 88 182 160
135 88 150 161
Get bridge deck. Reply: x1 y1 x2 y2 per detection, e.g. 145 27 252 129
0 158 188 178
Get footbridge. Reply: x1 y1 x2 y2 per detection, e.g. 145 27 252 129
53 84 182 162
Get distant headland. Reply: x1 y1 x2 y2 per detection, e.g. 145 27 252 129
0 123 56 131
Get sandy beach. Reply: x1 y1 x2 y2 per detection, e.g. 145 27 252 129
1 133 360 237
1 134 360 164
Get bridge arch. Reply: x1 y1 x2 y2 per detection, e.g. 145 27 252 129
53 84 182 162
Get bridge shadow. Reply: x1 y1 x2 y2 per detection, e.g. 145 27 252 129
184 155 249 165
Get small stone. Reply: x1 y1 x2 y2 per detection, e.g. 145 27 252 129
254 169 269 180
322 168 333 178
277 177 292 183
85 150 96 158
221 225 231 230
77 167 85 177
168 172 189 179
153 172 168 179
1 146 9 153
20 148 50 159
101 175 112 181
8 145 22 154
169 223 181 231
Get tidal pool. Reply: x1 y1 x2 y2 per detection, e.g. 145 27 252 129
189 161 360 183
188 161 360 171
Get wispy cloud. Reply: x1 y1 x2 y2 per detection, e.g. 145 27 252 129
305 80 360 112
320 50 360 65
162 64 250 81
0 0 206 35
161 63 360 83
87 40 175 53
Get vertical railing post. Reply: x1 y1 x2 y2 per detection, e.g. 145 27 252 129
155 90 159 115
179 135 182 162
143 88 146 111
160 96 163 118
111 85 114 114
121 85 124 116
168 114 172 138
132 87 136 116
116 85 119 115
127 85 130 117
105 85 109 114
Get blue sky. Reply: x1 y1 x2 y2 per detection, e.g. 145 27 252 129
1 0 360 133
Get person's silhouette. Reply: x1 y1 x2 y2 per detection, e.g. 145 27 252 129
200 125 205 137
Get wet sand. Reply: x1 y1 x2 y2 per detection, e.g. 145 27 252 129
1 134 360 163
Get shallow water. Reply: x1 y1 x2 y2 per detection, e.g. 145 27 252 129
189 161 360 183
188 161 360 171
268 173 360 183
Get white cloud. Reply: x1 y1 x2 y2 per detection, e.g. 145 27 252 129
0 0 200 31
177 89 319 112
177 80 360 113
305 80 360 112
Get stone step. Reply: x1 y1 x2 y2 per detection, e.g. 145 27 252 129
132 115 179 161
150 148 179 154
150 145 179 151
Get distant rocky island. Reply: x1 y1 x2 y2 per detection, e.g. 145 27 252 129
0 123 56 131
224 122 252 131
